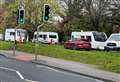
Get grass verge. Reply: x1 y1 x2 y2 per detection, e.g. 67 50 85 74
0 41 120 73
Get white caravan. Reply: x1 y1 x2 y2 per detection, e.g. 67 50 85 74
71 31 107 50
5 28 28 42
32 32 59 44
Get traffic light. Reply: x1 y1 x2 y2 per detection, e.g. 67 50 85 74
43 4 50 22
18 8 25 24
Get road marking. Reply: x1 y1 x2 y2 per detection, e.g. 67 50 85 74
16 71 24 79
25 79 38 82
0 66 37 82
36 65 104 82
0 67 24 80
36 65 59 72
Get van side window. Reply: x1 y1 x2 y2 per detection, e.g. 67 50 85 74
39 35 42 38
10 32 15 36
43 35 47 40
86 36 91 41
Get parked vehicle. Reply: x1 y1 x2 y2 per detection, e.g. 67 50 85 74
71 31 107 50
32 32 59 44
64 39 91 50
104 33 120 51
4 28 28 43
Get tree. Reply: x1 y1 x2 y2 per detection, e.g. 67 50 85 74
83 0 110 31
108 0 120 33
1 0 63 40
56 0 84 42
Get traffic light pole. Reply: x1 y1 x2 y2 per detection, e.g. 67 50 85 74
13 0 24 56
35 23 44 61
13 24 20 56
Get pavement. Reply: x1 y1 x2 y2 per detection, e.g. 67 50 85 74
0 50 120 82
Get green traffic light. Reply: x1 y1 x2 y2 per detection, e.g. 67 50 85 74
20 19 23 22
18 9 25 24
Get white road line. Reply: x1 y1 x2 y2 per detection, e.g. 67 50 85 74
36 65 59 72
25 79 38 82
16 71 24 80
36 65 104 82
0 67 24 80
0 66 37 82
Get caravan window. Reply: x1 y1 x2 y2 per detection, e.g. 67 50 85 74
17 31 20 36
34 35 36 39
93 32 107 42
43 35 47 40
39 35 42 38
49 35 57 38
86 36 91 41
10 32 15 36
81 36 85 39
17 30 25 37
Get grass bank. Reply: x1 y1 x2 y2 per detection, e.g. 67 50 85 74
0 41 120 73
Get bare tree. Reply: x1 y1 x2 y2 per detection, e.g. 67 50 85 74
83 0 110 31
108 0 120 32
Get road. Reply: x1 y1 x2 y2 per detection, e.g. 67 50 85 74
0 54 104 82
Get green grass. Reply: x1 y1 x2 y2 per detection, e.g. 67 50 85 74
0 41 14 50
1 41 120 73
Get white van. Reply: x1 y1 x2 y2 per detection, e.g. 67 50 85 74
32 32 59 44
5 28 29 42
71 31 107 50
104 33 120 51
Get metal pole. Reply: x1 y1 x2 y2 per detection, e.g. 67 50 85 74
35 23 44 61
13 24 20 56
13 28 16 56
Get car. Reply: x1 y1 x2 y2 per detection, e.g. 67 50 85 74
104 33 120 51
64 39 91 50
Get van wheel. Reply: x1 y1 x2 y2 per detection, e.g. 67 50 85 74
105 48 109 52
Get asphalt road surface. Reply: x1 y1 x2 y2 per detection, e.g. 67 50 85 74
0 54 104 82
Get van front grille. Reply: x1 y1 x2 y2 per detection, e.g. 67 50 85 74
107 43 116 46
